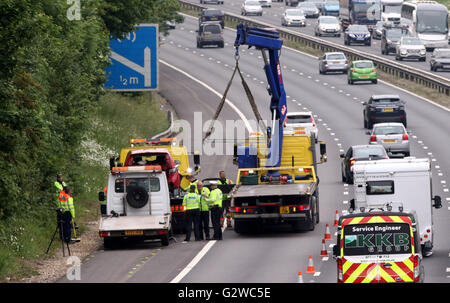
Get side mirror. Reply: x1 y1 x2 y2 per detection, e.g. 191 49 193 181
349 199 355 212
433 195 442 209
98 191 105 202
320 142 327 163
365 130 371 135
193 152 200 165
362 102 368 106
332 244 339 258
233 144 238 165
339 153 345 159
195 30 199 33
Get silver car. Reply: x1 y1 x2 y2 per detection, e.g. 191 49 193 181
241 0 263 16
319 52 349 74
395 37 426 61
314 16 341 37
368 123 410 156
297 2 320 18
281 9 306 27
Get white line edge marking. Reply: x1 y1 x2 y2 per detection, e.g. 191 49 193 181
160 60 254 133
180 12 450 114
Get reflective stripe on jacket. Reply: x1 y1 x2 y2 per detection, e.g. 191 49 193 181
199 187 211 211
183 192 200 210
209 188 223 207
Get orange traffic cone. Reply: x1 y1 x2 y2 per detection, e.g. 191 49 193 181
333 210 339 227
306 255 315 274
297 271 304 283
320 239 328 257
226 217 231 227
324 224 332 241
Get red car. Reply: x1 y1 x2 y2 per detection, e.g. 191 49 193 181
124 149 181 191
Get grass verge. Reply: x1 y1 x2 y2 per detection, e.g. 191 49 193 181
0 91 169 281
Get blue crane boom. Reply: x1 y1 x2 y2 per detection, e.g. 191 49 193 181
234 24 287 172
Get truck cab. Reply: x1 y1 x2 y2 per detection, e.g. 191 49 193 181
352 158 442 256
333 209 424 283
98 165 172 248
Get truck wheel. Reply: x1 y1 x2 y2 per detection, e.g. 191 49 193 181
234 220 246 234
161 234 170 246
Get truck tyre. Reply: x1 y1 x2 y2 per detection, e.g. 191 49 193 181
126 186 149 209
234 220 247 234
161 234 170 246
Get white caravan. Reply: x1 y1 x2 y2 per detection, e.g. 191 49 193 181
351 157 442 256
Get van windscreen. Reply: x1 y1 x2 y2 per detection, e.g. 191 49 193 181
343 222 412 256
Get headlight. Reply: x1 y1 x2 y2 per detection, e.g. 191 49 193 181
420 49 426 54
387 39 392 44
349 33 355 37
400 49 407 54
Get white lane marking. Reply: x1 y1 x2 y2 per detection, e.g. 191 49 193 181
170 240 216 283
160 60 253 133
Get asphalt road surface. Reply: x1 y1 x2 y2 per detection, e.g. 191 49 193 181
59 14 450 283
184 0 450 80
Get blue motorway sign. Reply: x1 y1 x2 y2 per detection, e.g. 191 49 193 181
105 24 158 91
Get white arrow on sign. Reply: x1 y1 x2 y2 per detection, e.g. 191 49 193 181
110 47 151 87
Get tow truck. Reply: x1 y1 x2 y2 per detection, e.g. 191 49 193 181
109 137 200 233
228 25 327 233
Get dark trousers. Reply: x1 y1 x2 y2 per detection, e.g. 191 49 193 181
58 211 73 243
211 206 223 240
185 209 201 241
199 211 210 240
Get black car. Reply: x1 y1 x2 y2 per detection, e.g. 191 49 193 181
340 145 389 184
430 48 450 72
344 25 371 46
381 27 404 55
363 94 407 129
199 9 225 28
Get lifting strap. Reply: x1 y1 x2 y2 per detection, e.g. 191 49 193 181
202 55 267 144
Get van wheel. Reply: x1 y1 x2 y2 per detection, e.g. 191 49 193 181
104 237 118 249
161 234 169 246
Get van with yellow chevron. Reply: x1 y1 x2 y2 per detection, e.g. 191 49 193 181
332 205 424 283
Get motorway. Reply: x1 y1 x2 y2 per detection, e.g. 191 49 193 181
60 14 450 283
183 0 450 80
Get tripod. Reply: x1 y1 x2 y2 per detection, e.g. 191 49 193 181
46 210 71 257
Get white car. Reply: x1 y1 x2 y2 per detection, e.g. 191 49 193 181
281 9 306 27
284 112 318 143
241 0 263 16
259 0 272 7
314 16 341 37
395 37 426 61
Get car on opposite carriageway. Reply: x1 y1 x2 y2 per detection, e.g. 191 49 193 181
314 16 341 37
281 9 306 27
344 24 371 46
430 48 450 71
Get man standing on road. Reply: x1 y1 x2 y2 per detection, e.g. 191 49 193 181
209 182 223 240
197 181 211 240
218 171 234 185
182 185 201 242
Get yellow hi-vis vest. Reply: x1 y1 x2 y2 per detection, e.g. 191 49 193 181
183 192 200 210
57 191 75 218
209 188 223 208
199 187 211 211
218 178 234 185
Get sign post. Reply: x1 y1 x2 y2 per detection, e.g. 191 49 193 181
105 24 158 91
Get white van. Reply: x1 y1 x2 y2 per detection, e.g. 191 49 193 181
351 158 442 256
98 165 172 248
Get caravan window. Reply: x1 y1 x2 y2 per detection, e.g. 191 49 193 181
366 180 394 195
114 178 160 193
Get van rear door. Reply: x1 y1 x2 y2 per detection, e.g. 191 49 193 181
340 216 415 283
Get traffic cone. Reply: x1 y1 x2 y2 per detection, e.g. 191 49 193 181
297 271 304 283
220 217 224 227
306 255 315 274
320 239 328 257
226 217 231 227
333 210 339 227
324 224 332 241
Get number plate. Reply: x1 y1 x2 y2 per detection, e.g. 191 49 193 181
382 108 394 112
125 230 144 236
205 34 211 38
333 61 340 64
383 139 396 143
294 127 305 130
280 206 290 214
211 17 218 20
360 75 369 79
